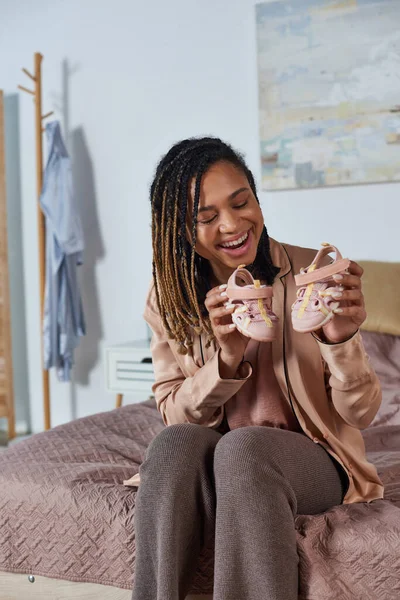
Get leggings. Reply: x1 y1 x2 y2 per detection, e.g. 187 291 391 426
132 423 348 600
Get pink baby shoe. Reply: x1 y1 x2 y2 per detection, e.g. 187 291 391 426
226 265 278 342
291 243 351 333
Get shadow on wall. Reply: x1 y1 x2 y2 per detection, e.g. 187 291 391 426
45 58 104 420
55 58 105 391
71 126 105 387
4 93 31 433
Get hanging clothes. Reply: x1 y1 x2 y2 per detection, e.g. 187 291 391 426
39 120 85 382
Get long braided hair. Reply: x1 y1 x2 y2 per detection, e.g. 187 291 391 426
150 136 280 354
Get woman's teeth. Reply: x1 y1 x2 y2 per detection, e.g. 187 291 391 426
220 232 249 248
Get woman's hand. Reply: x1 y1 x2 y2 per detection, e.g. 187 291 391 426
205 284 250 378
321 261 367 344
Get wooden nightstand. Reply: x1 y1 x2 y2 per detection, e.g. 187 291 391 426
104 341 154 408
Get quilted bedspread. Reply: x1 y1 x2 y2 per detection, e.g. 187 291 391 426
0 331 400 598
0 401 399 598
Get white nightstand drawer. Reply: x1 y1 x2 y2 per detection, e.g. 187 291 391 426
109 356 154 390
105 341 155 395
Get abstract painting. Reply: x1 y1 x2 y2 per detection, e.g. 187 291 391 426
256 0 400 190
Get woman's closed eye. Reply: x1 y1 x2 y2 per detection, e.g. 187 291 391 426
198 201 248 225
234 200 248 210
199 214 217 225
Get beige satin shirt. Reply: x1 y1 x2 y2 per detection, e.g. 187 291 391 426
124 239 383 504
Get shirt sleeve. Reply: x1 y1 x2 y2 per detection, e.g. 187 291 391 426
144 285 252 427
315 331 382 429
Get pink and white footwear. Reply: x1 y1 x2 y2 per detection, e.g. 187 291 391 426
291 243 351 334
226 265 278 342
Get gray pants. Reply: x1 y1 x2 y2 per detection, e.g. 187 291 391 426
132 423 347 600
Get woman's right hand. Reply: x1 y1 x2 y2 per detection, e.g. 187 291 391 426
204 285 250 378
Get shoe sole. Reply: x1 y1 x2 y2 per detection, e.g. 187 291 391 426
233 321 278 343
292 309 336 334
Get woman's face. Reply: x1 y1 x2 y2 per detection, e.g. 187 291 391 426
188 161 264 285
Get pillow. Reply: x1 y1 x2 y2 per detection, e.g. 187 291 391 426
359 261 400 336
361 330 400 427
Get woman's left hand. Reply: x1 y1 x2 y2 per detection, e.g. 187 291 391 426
320 261 367 344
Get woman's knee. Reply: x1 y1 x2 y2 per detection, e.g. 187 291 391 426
214 426 287 477
144 423 221 469
214 428 298 510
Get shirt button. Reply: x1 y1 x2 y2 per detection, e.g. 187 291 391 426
313 437 319 443
323 432 329 439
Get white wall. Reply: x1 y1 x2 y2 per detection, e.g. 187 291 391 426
0 0 398 433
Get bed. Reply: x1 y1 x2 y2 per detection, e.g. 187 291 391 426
1 265 400 600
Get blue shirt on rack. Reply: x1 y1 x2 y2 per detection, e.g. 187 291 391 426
39 120 85 381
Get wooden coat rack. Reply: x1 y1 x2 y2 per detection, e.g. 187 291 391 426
18 53 53 430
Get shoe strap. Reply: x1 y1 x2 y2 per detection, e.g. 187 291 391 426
227 286 273 301
295 258 351 286
295 243 351 286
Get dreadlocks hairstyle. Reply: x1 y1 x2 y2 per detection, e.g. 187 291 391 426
150 136 280 354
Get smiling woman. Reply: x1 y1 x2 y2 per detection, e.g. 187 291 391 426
131 136 383 600
150 137 279 354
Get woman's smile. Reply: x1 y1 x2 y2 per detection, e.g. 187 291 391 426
217 229 254 257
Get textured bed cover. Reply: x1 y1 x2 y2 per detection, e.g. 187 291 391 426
0 331 399 598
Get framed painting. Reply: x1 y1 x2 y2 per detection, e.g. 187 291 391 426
256 0 400 190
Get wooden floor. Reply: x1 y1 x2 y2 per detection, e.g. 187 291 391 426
0 571 212 600
0 571 131 600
